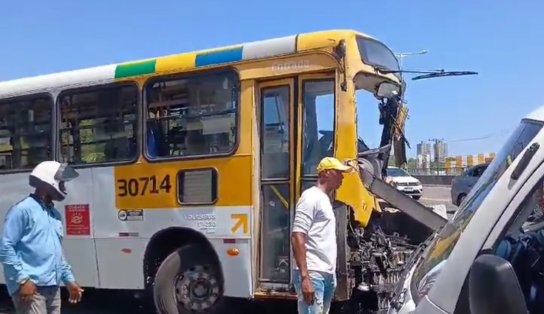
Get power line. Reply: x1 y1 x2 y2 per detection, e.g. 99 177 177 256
447 135 498 143
445 128 513 143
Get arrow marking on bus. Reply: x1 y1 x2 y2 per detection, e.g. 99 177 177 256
231 214 248 234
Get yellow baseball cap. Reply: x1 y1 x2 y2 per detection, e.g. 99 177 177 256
316 157 353 173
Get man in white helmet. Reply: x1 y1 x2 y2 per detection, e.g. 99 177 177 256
0 161 84 314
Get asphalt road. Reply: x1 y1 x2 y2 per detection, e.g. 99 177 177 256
420 184 458 217
0 290 152 314
0 184 456 314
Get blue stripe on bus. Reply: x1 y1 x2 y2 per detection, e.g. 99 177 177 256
195 47 243 67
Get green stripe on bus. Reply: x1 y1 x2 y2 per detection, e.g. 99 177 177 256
115 60 156 78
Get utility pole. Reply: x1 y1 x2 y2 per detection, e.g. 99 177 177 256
393 50 428 169
393 49 429 99
394 50 428 70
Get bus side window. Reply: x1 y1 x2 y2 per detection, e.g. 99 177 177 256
59 84 138 165
0 95 53 171
146 119 160 158
144 71 238 159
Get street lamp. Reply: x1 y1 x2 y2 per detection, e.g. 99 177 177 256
394 50 428 70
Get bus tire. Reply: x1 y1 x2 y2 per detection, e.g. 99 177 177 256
153 243 225 314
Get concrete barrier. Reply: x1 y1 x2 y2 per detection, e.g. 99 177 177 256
414 175 455 186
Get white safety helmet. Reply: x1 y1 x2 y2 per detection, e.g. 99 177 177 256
29 161 79 201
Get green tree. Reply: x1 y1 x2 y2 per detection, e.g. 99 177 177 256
407 158 417 169
388 155 396 167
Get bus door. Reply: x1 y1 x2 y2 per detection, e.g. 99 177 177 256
256 73 336 293
257 78 295 291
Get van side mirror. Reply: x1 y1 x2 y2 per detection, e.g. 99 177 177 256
469 254 528 314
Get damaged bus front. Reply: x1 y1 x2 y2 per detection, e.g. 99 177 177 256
329 36 450 312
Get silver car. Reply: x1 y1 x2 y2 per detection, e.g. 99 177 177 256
450 163 489 205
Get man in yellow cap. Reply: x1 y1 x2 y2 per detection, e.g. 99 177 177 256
291 157 353 314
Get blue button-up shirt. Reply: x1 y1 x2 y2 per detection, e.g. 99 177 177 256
0 195 75 296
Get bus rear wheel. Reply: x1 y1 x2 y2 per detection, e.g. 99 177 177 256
153 243 225 314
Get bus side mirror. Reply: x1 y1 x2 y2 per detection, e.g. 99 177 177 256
469 254 528 314
375 82 400 99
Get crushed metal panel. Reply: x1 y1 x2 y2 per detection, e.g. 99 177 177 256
359 167 447 231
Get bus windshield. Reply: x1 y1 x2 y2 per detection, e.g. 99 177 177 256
409 119 543 302
356 36 401 80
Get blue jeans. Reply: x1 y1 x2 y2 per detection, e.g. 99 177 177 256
293 269 337 314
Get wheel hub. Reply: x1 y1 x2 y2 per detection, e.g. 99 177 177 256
191 278 211 298
175 265 221 311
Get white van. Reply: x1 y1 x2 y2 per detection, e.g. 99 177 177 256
388 105 544 314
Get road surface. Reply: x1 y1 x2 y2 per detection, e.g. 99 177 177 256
0 290 152 314
420 185 458 216
421 185 454 206
0 184 455 313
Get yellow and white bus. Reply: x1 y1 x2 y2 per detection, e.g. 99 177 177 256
0 29 410 313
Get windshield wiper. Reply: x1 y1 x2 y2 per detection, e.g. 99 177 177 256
377 68 478 81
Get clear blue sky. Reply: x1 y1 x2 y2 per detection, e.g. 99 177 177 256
1 1 543 157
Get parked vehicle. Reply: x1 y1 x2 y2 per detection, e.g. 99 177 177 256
450 163 489 205
386 167 423 200
387 105 544 314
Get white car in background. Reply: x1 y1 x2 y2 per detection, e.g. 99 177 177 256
386 167 423 200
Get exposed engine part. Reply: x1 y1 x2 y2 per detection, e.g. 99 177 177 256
337 154 442 313
345 217 417 314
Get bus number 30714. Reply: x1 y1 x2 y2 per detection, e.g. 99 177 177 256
116 174 172 197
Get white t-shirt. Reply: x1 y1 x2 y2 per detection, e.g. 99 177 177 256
292 186 337 274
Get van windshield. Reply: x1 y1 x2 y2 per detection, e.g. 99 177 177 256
409 119 543 302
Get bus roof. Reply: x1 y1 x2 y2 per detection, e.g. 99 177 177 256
0 29 376 99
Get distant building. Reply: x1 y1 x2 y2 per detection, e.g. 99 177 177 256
416 141 433 173
434 140 448 163
417 141 432 157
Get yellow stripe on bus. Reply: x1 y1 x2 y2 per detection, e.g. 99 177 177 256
155 52 197 73
114 155 252 209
